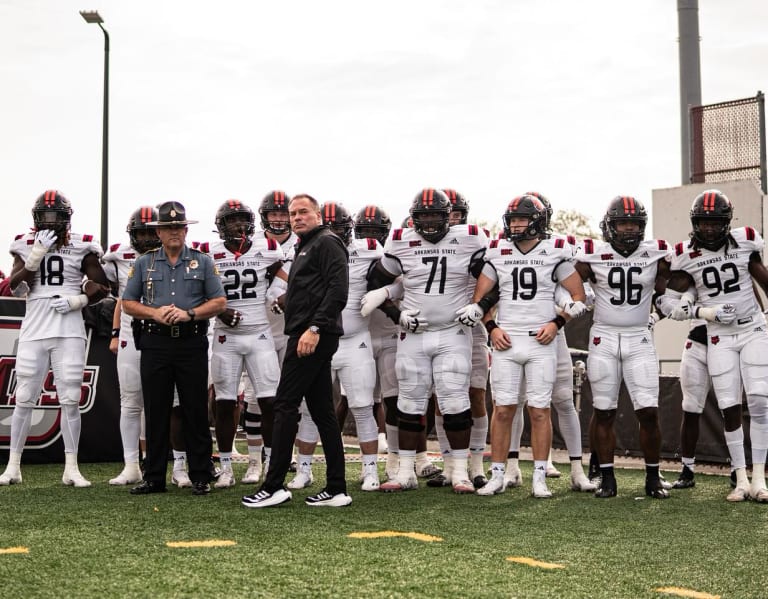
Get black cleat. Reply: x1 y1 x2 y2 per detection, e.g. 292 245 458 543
645 478 670 499
472 474 488 489
594 477 617 498
130 480 167 495
671 466 696 489
288 461 298 473
587 456 601 488
192 481 211 496
730 470 737 489
426 474 451 488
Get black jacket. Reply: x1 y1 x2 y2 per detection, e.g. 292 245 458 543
284 225 349 336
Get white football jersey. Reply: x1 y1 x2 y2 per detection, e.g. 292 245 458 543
668 226 766 335
202 238 285 333
483 237 576 334
576 238 668 329
342 238 383 337
10 231 103 341
380 224 488 331
259 231 298 340
103 241 140 332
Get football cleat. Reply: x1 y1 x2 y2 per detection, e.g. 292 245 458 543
214 469 236 489
545 464 561 478
241 459 262 484
380 475 418 492
415 463 443 479
452 478 476 494
658 474 673 490
426 473 451 488
361 465 381 492
109 463 143 486
0 468 22 486
172 470 193 488
749 484 768 503
476 475 505 496
287 470 314 490
62 467 92 488
570 472 598 492
726 485 750 503
504 467 523 488
671 466 696 489
645 479 670 499
532 477 553 499
594 477 618 498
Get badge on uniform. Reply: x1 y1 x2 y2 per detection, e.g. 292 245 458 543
127 266 134 279
189 260 199 270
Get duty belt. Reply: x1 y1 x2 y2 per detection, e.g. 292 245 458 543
140 320 208 338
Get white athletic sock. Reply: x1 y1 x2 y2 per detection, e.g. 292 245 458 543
220 453 232 471
9 406 34 454
173 450 187 471
724 427 747 470
59 404 81 454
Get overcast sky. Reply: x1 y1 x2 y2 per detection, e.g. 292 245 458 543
1 0 765 273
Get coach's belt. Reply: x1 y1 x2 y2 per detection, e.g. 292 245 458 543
141 320 208 338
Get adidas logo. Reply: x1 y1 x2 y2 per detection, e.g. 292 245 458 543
351 250 359 257
640 337 649 344
450 238 460 245
255 252 263 258
539 249 548 255
258 334 267 340
457 328 466 335
640 251 649 257
358 342 368 349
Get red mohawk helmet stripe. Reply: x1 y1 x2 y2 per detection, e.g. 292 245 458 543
274 191 285 207
227 199 242 210
509 196 522 211
444 189 457 202
621 196 636 214
44 190 57 207
365 205 376 219
140 206 153 223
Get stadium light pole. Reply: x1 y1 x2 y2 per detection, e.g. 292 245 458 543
80 10 110 250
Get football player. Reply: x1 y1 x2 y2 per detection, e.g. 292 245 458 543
662 190 768 502
462 195 586 498
207 200 286 488
574 196 671 499
102 206 161 485
0 191 109 487
368 188 488 494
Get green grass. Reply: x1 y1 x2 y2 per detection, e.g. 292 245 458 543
1 461 766 598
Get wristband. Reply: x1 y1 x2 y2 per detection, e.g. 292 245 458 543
111 328 121 338
485 320 499 334
550 315 566 330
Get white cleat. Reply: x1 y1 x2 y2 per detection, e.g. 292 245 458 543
109 464 143 486
380 475 418 492
727 485 750 502
287 470 314 490
172 470 193 488
504 467 523 489
570 473 598 492
214 469 236 489
0 468 22 486
546 464 561 478
532 478 553 499
241 460 262 484
62 468 92 488
452 478 475 494
750 485 768 503
377 432 388 454
476 475 505 496
361 466 380 492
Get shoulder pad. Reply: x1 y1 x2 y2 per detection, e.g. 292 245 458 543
82 234 94 242
267 238 278 251
109 243 120 253
489 239 499 249
583 239 594 254
567 235 576 246
746 226 756 241
675 242 685 256
392 229 403 241
467 224 478 236
554 238 565 249
656 240 668 250
366 238 377 251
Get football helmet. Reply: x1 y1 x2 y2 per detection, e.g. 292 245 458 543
410 189 452 243
215 199 256 244
442 189 469 225
503 194 547 241
321 202 354 245
32 190 73 239
602 196 647 255
525 191 552 236
354 205 391 245
258 190 291 235
690 189 733 251
127 206 161 253
401 215 413 229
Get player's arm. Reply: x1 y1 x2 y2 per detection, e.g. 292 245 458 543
81 252 111 304
110 299 123 354
748 252 768 297
574 261 594 283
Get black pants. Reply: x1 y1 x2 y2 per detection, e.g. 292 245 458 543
139 334 213 485
262 333 346 494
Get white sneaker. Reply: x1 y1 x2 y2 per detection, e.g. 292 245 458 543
62 467 92 488
214 469 236 489
287 470 314 490
380 474 418 492
241 488 292 508
0 467 22 486
476 475 505 496
361 465 380 492
546 463 561 478
570 472 598 492
172 470 192 488
305 489 352 507
532 477 553 498
750 484 768 503
109 463 143 486
241 460 262 484
727 485 750 502
504 467 522 488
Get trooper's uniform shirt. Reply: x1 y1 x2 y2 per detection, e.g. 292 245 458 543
10 231 103 407
331 238 382 408
483 236 576 408
379 224 487 415
576 237 668 411
668 227 768 409
205 237 285 399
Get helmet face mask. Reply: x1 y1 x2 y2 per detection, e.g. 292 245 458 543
259 191 291 235
127 206 160 253
321 202 354 245
603 196 647 255
33 190 72 244
690 190 733 251
354 205 391 245
410 189 451 243
503 195 546 242
525 191 552 237
216 200 255 245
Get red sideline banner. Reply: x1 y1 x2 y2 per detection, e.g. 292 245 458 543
0 297 122 464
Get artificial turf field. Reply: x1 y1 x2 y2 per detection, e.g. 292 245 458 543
1 459 766 599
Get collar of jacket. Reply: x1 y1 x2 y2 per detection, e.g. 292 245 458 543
297 224 328 247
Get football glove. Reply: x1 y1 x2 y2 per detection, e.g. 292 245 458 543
455 303 484 327
51 294 88 314
360 287 389 318
563 301 588 319
697 304 736 324
25 229 58 271
399 309 427 333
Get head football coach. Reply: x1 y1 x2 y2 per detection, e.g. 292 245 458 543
242 193 350 508
122 201 226 496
